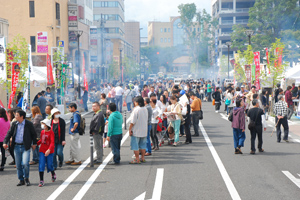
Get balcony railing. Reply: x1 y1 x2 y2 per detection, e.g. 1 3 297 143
236 8 249 13
220 8 234 13
221 32 232 36
221 20 234 25
236 19 249 24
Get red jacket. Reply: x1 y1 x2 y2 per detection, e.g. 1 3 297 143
37 130 55 154
285 90 293 106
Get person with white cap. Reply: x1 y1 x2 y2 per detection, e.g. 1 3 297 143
50 108 66 169
37 118 56 187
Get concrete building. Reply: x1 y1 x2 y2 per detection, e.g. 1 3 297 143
69 0 93 26
0 18 9 44
140 37 148 48
0 0 70 66
212 0 255 60
125 21 140 63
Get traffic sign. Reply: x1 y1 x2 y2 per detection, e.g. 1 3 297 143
58 40 64 47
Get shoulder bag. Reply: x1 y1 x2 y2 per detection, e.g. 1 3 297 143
248 110 260 131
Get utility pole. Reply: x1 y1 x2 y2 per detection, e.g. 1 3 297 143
226 42 232 79
119 48 123 83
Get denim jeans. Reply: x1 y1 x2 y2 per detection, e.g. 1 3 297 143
39 152 54 173
232 128 246 149
14 145 31 180
53 143 64 169
83 100 88 111
173 120 181 143
32 145 39 162
127 102 132 112
110 134 122 163
115 96 123 112
146 124 152 153
192 112 200 136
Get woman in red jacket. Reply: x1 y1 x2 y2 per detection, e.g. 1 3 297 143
37 119 55 187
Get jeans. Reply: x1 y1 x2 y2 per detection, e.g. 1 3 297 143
14 145 31 180
93 134 103 162
173 120 181 143
207 92 212 102
250 125 263 152
184 117 192 143
232 128 246 149
53 143 64 169
287 105 293 119
146 124 152 153
180 124 185 136
69 133 80 162
127 102 132 112
32 145 39 162
39 152 54 173
215 102 221 111
83 100 88 112
275 116 289 142
115 95 123 112
151 123 159 148
192 112 200 136
110 134 122 163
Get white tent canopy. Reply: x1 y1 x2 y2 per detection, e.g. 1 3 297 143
285 63 300 79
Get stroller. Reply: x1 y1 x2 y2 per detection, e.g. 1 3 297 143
157 117 171 146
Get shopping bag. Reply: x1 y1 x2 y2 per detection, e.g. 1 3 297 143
212 99 215 106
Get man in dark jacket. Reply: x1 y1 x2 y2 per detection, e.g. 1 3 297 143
3 109 37 186
37 92 47 119
82 87 89 112
90 102 105 164
212 87 222 113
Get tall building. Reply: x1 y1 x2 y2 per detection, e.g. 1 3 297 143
125 21 140 63
93 0 133 81
69 0 93 26
0 0 70 66
212 0 255 60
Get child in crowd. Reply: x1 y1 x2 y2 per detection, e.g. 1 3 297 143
37 119 56 187
103 113 110 148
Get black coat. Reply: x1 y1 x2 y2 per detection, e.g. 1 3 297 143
51 117 66 144
4 120 37 151
90 111 105 135
212 91 221 102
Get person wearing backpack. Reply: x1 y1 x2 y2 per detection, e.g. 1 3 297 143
65 103 81 165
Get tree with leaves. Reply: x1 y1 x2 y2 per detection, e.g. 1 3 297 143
178 3 218 75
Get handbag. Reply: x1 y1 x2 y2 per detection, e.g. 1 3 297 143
197 99 203 120
248 111 260 131
212 99 215 106
228 111 233 122
225 99 231 106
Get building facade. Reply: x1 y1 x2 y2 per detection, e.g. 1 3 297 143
125 21 140 63
0 0 70 66
212 0 255 60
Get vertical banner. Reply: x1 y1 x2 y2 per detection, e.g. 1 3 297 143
251 64 255 83
61 64 68 97
8 63 20 109
47 54 54 85
37 32 48 53
245 65 251 88
82 53 88 91
22 45 31 111
277 48 283 70
68 63 74 88
253 52 260 90
266 48 270 74
0 37 6 80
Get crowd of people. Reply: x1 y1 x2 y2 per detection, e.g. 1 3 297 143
0 77 299 187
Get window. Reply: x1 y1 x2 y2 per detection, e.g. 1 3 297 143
160 28 163 32
168 28 170 32
30 36 36 52
56 3 60 20
168 38 171 43
29 1 35 18
164 28 167 32
160 38 163 43
164 38 167 43
93 1 124 11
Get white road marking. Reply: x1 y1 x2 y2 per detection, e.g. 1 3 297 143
282 171 300 188
293 139 300 143
47 118 130 200
199 121 241 200
72 131 129 200
151 168 164 200
220 113 229 121
134 192 146 200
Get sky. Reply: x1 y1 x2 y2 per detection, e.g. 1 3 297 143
124 0 212 37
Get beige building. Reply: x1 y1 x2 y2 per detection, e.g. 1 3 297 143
0 18 9 43
0 0 69 66
125 21 140 63
148 21 173 47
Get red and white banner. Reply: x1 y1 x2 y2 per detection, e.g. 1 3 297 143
8 63 20 109
253 52 260 90
245 65 251 87
47 54 54 85
82 53 88 91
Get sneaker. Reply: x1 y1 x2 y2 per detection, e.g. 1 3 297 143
52 174 56 182
65 160 74 165
9 161 15 165
38 181 44 187
71 161 82 165
250 150 255 155
108 161 119 165
17 180 25 186
25 178 31 186
283 140 289 143
59 162 63 168
259 148 264 152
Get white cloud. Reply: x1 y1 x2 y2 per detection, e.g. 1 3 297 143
125 0 211 37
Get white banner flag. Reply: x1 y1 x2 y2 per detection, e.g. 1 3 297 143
0 37 6 81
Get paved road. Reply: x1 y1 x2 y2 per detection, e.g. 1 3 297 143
1 103 300 200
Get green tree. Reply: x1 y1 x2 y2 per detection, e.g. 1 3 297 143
108 60 120 80
178 3 218 74
123 56 139 80
230 25 247 51
0 34 29 91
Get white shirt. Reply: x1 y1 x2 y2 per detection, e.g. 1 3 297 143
151 106 162 124
131 106 148 137
115 86 124 96
148 91 156 98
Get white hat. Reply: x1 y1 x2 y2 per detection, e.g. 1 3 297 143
41 119 51 128
51 108 60 116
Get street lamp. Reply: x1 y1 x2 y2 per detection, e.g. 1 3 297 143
139 28 143 81
226 41 232 79
74 30 83 99
245 29 254 45
119 48 123 83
